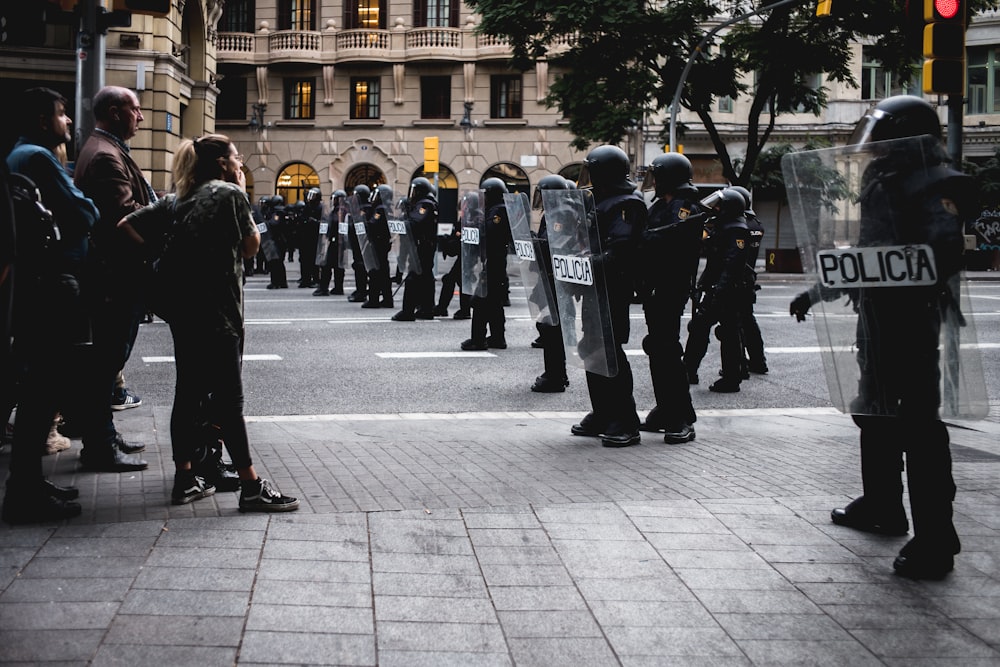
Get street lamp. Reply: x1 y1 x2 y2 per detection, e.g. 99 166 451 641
459 101 473 131
249 103 267 133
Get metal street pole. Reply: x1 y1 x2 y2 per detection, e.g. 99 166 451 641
74 0 106 149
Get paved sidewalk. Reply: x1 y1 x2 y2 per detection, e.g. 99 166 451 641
1 406 998 665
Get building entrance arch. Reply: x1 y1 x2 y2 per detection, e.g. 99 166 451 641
277 162 320 205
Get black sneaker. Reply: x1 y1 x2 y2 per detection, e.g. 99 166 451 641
110 387 142 411
171 474 215 505
239 478 299 513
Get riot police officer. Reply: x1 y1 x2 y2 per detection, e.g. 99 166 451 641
314 189 347 296
298 188 322 289
366 184 394 309
637 153 703 442
394 177 439 320
729 185 768 376
682 189 750 392
461 177 511 349
434 216 469 318
569 145 644 448
529 175 571 392
346 184 370 303
790 95 976 579
265 195 289 289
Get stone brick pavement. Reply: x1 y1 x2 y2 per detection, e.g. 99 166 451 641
1 406 998 665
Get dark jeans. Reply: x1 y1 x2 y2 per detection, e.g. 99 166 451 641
169 324 253 470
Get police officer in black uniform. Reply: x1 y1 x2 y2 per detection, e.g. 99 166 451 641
461 177 511 349
265 195 289 289
569 145 644 448
730 185 768 376
790 96 975 579
683 189 750 393
434 216 469 318
529 175 571 392
314 189 347 296
393 177 439 320
298 188 322 289
346 184 370 303
637 153 703 442
365 184 394 309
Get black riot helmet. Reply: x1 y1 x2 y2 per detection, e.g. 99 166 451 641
269 194 284 207
577 145 634 195
728 185 753 212
331 188 346 205
352 184 371 202
531 174 569 210
640 153 693 198
370 183 393 206
305 187 322 205
702 188 745 222
481 177 509 208
408 176 437 204
849 95 942 146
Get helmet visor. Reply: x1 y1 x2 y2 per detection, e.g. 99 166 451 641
640 169 656 192
531 188 544 210
575 164 594 190
699 189 726 211
849 108 889 146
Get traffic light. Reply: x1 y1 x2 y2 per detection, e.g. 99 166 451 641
816 0 832 17
922 0 966 94
423 136 439 174
112 0 171 18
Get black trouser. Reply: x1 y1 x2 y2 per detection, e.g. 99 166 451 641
536 321 566 382
584 345 639 437
738 286 766 370
852 414 958 553
684 291 744 381
368 251 392 304
169 324 253 470
437 258 468 312
298 251 317 286
87 291 144 446
471 277 505 341
402 246 436 315
317 265 344 292
268 257 287 287
642 285 696 427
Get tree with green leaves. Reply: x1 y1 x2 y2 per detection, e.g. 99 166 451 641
466 0 1000 185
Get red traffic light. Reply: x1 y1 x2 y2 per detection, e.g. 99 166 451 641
934 0 960 19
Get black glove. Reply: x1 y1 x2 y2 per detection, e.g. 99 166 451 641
790 290 811 322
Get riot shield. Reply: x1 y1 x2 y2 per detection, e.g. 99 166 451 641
255 207 281 262
335 200 350 269
386 192 420 276
346 194 380 272
314 206 335 268
504 192 558 327
543 189 618 377
460 190 487 298
782 136 987 419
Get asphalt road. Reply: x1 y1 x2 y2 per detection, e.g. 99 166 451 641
124 260 1000 419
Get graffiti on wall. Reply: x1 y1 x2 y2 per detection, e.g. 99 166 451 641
970 209 1000 251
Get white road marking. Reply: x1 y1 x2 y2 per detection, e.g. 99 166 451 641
377 352 497 358
142 354 283 363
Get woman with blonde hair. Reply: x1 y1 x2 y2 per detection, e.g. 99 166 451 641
119 134 298 511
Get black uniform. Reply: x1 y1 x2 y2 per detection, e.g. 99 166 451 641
639 185 703 433
736 209 767 374
399 195 438 318
574 189 645 440
297 200 321 288
314 204 345 296
468 202 511 344
265 203 289 289
435 222 469 317
364 201 393 308
346 213 368 302
683 211 750 391
531 210 568 391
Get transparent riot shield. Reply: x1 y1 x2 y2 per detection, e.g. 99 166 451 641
346 194 380 272
504 192 558 327
542 189 618 377
460 190 487 298
315 206 335 268
255 208 281 262
386 192 420 276
781 135 987 419
335 200 350 270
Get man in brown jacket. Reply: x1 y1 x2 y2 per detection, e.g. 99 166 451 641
71 85 151 471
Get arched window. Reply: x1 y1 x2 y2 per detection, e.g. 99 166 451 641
276 162 320 204
482 162 529 195
344 163 386 191
558 163 583 187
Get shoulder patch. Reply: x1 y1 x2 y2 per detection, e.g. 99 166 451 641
940 198 959 216
678 207 690 220
736 239 745 249
493 214 502 224
419 206 427 215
